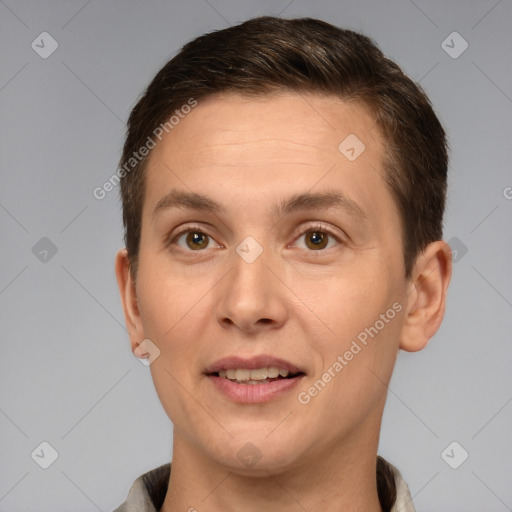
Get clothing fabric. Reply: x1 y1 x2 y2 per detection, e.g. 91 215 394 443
113 458 415 512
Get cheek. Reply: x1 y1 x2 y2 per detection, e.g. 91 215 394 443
135 266 216 398
136 257 212 336
290 261 394 344
292 265 403 405
137 275 215 424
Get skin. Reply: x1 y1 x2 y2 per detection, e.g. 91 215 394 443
116 92 452 512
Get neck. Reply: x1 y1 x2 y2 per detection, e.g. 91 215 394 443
160 423 383 512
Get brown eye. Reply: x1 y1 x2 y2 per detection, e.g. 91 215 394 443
185 231 210 250
305 231 329 250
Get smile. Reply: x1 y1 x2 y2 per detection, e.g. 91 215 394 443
216 367 299 384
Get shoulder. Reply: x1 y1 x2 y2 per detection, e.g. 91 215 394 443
112 463 171 512
380 458 416 512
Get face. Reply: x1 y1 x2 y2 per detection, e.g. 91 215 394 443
120 92 416 474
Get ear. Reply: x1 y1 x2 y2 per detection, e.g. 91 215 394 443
399 240 452 352
115 249 146 356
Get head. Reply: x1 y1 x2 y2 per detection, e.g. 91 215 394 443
116 16 451 477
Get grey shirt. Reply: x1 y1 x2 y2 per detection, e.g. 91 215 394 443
113 458 416 512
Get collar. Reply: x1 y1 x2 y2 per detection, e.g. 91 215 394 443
113 458 415 512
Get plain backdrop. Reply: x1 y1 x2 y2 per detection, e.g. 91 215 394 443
1 1 511 511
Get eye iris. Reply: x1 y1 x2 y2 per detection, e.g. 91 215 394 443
306 231 328 250
186 232 208 250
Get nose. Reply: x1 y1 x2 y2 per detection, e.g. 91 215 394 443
215 245 289 334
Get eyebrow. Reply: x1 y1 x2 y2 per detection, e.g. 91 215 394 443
273 190 368 220
153 190 224 217
152 189 367 220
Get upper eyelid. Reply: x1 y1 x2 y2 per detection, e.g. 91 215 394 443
169 221 341 237
289 221 345 246
167 222 216 238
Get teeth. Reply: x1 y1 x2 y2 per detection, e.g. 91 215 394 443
235 369 251 381
250 368 268 380
267 367 280 378
217 366 292 381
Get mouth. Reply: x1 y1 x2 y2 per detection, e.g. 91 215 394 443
204 355 306 403
210 367 305 385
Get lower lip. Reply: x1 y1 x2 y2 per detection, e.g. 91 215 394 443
207 375 304 403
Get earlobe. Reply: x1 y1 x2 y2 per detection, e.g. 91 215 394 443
115 249 145 353
399 241 452 352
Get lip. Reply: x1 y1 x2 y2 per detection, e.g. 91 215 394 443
204 355 305 375
204 355 306 404
207 373 305 403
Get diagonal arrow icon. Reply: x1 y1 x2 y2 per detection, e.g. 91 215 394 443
441 441 469 469
441 32 468 59
236 237 263 263
31 441 59 468
32 237 58 262
31 32 59 59
339 134 365 161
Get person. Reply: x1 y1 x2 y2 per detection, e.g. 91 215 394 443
113 16 452 512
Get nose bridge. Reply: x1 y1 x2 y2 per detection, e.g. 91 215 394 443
229 238 271 304
216 237 287 331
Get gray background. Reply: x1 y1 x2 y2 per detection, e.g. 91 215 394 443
1 1 511 511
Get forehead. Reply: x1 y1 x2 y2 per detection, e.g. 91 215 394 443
142 91 396 229
151 92 384 172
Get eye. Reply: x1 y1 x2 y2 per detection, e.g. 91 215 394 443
305 230 329 250
293 224 341 251
171 228 220 251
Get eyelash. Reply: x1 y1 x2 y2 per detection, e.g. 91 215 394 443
166 222 343 252
167 224 220 251
290 222 343 250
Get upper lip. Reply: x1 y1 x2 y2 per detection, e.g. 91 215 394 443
205 355 305 375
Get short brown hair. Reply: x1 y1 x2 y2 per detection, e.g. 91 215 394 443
119 16 448 279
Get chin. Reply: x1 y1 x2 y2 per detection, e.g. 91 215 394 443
206 433 306 476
